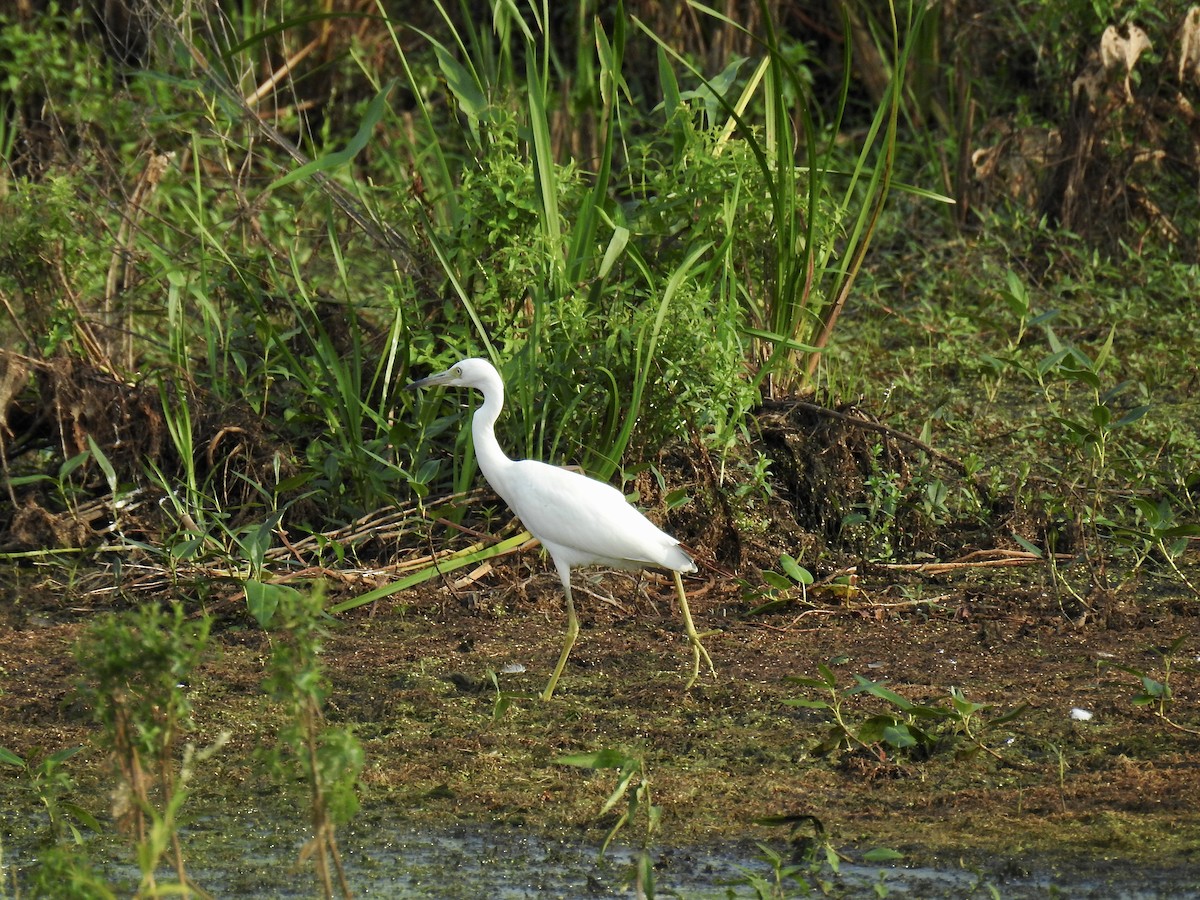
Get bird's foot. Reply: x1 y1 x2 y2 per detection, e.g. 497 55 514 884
683 633 717 691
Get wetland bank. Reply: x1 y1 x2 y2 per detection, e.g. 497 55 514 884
3 0 1200 896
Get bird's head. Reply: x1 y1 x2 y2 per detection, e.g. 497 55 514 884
406 357 498 392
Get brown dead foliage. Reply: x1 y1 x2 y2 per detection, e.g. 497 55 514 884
969 10 1200 253
0 350 293 552
754 396 997 565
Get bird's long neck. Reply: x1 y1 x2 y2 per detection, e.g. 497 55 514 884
470 369 514 490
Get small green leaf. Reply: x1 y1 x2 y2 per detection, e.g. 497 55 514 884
824 844 842 875
664 487 690 510
852 676 914 711
60 801 102 834
598 225 630 279
990 703 1029 726
170 536 205 560
86 435 118 495
862 847 905 864
696 54 747 124
1162 524 1200 538
950 692 986 718
746 597 791 616
817 663 840 684
1113 405 1151 428
1051 415 1093 439
1037 347 1071 376
1063 365 1102 389
739 325 822 354
784 675 835 691
882 723 921 749
762 570 793 591
1093 323 1117 372
1028 308 1061 327
657 44 682 122
58 449 91 480
46 745 84 767
781 698 833 710
245 579 301 629
1012 534 1043 557
6 474 52 487
491 696 512 721
779 554 813 584
857 715 912 747
555 749 631 769
908 703 953 721
414 458 441 486
600 767 639 814
1131 497 1163 525
0 747 24 767
1140 676 1168 699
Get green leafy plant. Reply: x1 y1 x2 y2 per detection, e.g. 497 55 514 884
1029 326 1152 593
1 447 97 560
1037 325 1150 478
19 844 116 900
1112 497 1200 593
0 745 99 845
641 0 947 394
73 602 216 897
747 552 814 614
0 175 104 358
372 0 945 496
985 268 1198 602
845 457 905 561
785 661 1027 762
730 815 904 899
732 815 841 899
484 667 538 722
1 0 953 565
556 748 659 895
1106 637 1199 736
260 582 363 900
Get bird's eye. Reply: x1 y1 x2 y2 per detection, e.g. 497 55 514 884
454 367 462 376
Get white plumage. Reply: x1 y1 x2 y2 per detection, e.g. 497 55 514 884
407 357 713 699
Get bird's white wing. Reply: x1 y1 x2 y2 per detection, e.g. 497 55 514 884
496 460 686 570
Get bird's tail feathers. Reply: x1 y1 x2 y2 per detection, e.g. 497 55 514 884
664 543 698 574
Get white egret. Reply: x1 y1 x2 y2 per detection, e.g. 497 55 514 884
407 357 714 700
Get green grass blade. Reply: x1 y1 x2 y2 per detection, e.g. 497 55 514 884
271 79 396 190
327 532 531 613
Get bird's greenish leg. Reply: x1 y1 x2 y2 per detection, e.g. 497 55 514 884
542 579 579 701
674 571 715 689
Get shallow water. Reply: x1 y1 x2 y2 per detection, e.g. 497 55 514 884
7 803 1198 898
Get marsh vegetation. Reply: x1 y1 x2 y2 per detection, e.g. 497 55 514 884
1 0 1198 896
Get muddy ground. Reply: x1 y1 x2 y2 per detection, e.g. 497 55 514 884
1 368 1198 888
2 552 1199 887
